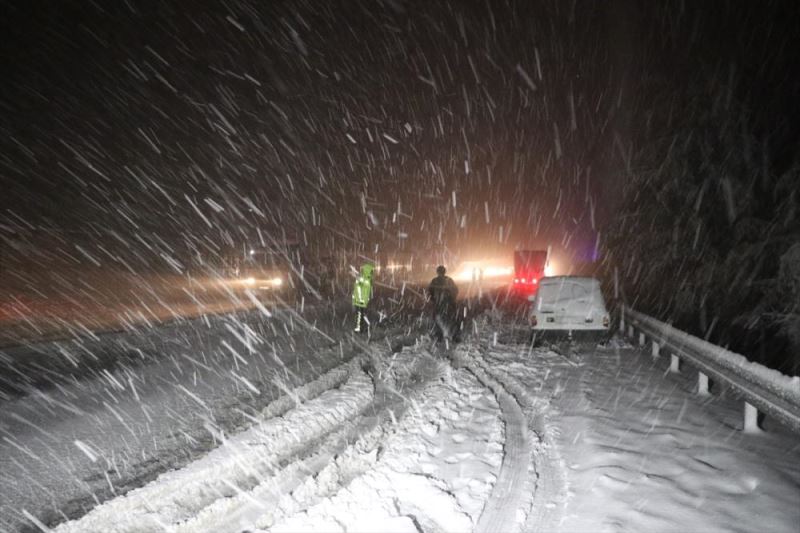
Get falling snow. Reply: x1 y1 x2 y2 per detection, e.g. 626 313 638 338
1 1 799 532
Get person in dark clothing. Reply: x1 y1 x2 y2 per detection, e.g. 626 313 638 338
427 265 459 342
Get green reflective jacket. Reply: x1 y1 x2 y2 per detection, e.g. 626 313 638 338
351 263 374 308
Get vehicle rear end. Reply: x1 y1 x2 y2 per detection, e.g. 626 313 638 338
512 250 548 296
529 276 610 345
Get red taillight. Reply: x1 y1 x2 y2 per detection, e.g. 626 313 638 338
514 278 520 283
531 278 538 284
521 278 527 283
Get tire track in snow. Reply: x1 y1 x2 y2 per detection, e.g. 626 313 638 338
266 350 498 533
50 339 436 533
175 406 388 532
174 350 444 533
452 346 531 533
52 361 373 533
477 350 569 533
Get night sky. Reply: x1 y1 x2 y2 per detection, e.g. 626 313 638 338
2 0 798 270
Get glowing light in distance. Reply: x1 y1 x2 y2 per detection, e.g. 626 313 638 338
453 263 513 282
484 266 513 277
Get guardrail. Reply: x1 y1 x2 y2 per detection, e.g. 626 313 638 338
620 306 800 434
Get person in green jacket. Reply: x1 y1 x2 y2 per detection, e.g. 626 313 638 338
352 263 375 333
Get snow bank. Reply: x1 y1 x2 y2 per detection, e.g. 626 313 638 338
628 308 800 432
630 308 800 398
54 366 373 533
48 344 506 533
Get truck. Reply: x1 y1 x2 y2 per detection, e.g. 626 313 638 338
512 249 549 295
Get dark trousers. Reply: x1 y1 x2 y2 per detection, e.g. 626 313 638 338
354 306 368 332
432 302 458 341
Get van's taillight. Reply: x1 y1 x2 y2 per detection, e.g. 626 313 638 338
531 278 538 284
603 315 609 328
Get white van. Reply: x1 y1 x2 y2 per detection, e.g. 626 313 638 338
528 276 610 344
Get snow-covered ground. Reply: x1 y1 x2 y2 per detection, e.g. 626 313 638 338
4 312 800 532
0 304 363 532
471 329 800 532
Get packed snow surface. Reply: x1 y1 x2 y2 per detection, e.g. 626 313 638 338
5 317 800 532
475 331 800 532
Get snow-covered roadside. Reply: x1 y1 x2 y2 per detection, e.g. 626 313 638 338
478 330 800 533
0 308 356 532
54 358 372 533
16 315 799 533
49 344 506 533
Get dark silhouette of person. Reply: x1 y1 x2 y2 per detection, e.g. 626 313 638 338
427 265 459 342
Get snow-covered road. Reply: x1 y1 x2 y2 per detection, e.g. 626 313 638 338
48 341 505 533
4 310 800 533
471 328 800 532
0 303 375 532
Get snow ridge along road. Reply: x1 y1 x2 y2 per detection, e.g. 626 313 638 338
267 346 504 532
1 304 365 532
625 307 800 433
53 357 373 533
51 339 507 533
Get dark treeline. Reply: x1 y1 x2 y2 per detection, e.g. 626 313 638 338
601 1 800 374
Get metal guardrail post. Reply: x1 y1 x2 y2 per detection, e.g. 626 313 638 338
639 332 646 346
670 353 680 373
627 325 634 338
625 307 800 434
619 305 625 334
744 402 761 433
698 372 709 396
